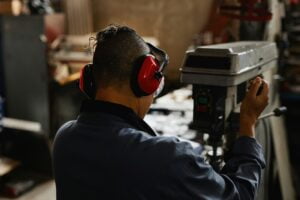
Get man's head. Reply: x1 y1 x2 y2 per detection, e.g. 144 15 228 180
81 25 167 118
92 25 150 90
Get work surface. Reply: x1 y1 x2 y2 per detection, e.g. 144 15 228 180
0 181 55 200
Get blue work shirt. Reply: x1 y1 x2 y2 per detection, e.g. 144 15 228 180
53 100 265 200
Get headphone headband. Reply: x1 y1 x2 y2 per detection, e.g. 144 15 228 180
146 42 169 71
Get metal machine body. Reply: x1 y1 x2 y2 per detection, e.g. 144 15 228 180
180 41 278 169
0 16 50 136
0 16 53 180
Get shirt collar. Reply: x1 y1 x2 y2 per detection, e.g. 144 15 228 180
79 100 157 136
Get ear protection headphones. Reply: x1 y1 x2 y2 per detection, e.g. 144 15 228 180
79 43 169 99
79 64 96 99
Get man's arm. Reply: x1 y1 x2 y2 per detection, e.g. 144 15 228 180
159 136 265 200
158 77 268 199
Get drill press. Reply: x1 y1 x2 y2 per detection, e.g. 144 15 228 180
180 41 278 170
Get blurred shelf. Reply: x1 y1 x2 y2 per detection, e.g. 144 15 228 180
0 180 55 200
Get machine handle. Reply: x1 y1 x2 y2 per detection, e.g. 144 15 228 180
258 106 287 120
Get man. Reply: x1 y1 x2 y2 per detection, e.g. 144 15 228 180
53 25 268 200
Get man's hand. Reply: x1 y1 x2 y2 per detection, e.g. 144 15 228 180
240 77 269 138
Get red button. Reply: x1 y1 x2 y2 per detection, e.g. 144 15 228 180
197 105 208 112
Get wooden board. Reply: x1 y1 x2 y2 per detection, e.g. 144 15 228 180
0 157 20 177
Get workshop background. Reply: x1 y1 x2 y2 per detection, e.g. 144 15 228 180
0 0 299 199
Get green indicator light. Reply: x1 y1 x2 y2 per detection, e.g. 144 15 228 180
198 97 208 104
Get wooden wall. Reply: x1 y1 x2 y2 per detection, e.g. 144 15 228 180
91 0 214 81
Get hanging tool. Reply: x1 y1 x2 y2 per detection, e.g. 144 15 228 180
219 0 272 21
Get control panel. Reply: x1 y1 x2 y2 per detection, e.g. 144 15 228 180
192 85 226 137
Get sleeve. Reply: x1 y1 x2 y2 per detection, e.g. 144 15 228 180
159 136 266 200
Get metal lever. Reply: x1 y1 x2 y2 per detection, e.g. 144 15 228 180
258 106 287 120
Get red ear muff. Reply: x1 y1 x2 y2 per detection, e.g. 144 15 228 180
138 55 162 94
79 64 96 99
79 67 86 92
131 55 163 97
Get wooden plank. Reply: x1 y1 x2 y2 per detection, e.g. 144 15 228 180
0 157 20 177
63 0 93 35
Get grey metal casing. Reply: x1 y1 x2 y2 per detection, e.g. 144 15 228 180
180 41 278 128
181 41 278 86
